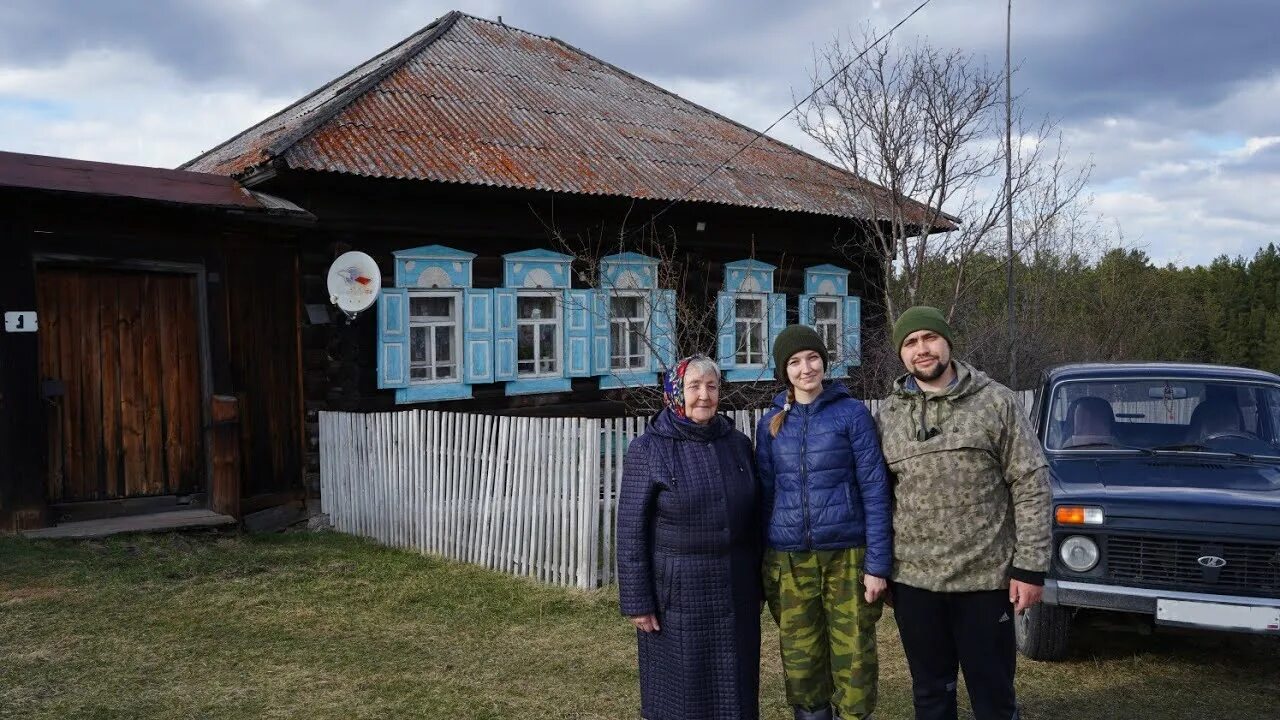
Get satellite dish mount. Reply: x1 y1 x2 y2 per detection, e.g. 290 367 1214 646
326 251 381 323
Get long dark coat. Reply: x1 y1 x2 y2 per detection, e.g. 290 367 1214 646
617 409 762 720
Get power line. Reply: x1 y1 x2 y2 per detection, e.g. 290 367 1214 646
639 0 936 231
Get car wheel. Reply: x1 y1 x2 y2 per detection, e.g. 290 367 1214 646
1015 602 1072 661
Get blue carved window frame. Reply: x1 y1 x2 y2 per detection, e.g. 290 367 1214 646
799 264 862 378
717 259 785 383
500 249 577 396
377 245 685 399
376 245 483 403
596 252 675 389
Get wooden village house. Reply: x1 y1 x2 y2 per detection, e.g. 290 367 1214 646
1 10 938 533
0 151 313 532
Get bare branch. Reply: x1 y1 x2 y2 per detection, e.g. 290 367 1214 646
796 30 1092 388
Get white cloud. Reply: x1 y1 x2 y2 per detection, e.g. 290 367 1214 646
0 48 288 167
557 0 702 26
647 74 828 157
1090 140 1280 267
2 2 1279 269
1233 135 1280 158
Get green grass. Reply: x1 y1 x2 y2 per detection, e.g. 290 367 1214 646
1 531 1276 719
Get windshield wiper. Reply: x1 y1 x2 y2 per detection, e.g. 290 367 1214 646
1059 441 1155 455
1149 443 1257 461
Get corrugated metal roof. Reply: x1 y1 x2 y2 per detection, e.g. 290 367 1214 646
182 11 938 224
0 150 311 218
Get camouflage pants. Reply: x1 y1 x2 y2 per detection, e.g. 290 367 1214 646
763 547 883 720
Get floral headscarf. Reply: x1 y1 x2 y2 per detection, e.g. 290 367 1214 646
662 356 699 420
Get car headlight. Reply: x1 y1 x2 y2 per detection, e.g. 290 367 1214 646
1059 535 1099 572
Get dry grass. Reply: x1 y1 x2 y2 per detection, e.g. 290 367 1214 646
0 531 1275 719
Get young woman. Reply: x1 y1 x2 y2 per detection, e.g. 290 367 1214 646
756 325 893 720
618 355 762 720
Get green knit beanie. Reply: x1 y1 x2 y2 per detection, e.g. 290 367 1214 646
771 324 828 382
892 306 953 351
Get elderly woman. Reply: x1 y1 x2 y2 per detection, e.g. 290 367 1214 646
617 355 762 720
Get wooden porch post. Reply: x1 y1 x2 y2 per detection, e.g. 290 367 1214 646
209 394 242 518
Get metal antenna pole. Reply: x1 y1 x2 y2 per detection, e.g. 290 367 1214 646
1005 0 1017 387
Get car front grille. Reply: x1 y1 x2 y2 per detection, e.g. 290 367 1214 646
1106 535 1280 595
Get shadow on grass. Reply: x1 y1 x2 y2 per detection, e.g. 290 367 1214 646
1012 612 1280 720
1064 609 1280 664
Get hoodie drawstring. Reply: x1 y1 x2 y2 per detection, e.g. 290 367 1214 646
916 390 941 441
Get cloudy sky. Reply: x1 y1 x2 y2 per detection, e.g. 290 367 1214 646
2 0 1277 267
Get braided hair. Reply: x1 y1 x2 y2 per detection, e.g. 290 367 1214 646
768 385 796 437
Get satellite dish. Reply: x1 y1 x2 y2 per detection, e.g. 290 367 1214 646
326 251 381 320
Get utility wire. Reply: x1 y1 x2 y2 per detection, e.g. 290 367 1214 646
639 0 936 231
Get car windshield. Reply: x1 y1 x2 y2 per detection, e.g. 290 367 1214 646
1045 378 1280 458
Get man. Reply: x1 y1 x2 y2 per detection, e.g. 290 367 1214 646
875 306 1051 720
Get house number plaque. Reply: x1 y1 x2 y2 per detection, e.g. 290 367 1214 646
3 311 37 333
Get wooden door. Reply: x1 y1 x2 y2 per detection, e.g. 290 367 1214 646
37 268 204 503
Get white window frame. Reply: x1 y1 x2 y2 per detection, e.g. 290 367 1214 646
407 290 462 385
609 290 650 371
734 293 768 367
813 297 842 363
516 290 562 378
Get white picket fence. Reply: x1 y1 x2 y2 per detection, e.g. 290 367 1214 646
319 408 766 589
318 392 1033 589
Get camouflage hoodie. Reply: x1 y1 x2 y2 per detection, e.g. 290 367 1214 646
876 360 1051 592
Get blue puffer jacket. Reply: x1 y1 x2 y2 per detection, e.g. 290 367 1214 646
755 382 893 577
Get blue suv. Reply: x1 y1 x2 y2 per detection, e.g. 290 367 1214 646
1016 363 1280 660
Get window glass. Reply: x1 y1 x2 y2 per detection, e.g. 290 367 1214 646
734 296 766 365
814 298 841 362
408 294 457 382
610 294 648 370
411 296 454 320
1046 378 1280 457
517 294 560 377
518 296 556 320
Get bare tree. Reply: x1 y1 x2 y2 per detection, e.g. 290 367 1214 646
531 204 783 414
795 31 1089 332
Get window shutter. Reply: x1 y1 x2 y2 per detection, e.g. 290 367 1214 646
592 291 611 376
652 289 677 373
799 294 814 327
493 289 518 382
463 289 495 384
766 293 786 370
564 289 593 378
716 292 736 370
843 295 862 368
377 288 410 389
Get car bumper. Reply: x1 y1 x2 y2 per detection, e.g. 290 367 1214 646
1045 579 1280 634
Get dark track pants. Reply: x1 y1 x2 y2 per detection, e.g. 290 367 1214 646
892 583 1020 720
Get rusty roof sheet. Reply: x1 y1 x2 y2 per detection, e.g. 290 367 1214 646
182 11 937 224
0 150 311 218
